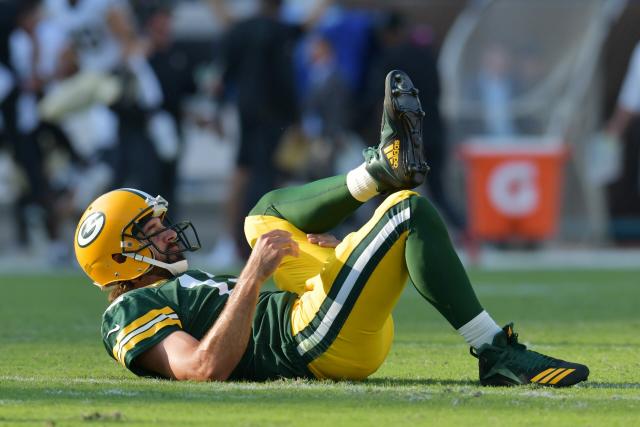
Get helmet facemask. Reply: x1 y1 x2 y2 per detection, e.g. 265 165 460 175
120 195 201 276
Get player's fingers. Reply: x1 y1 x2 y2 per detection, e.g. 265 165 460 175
307 233 339 248
258 230 289 247
308 233 332 243
267 236 299 256
282 244 299 258
261 234 293 249
271 242 298 262
269 235 296 247
265 229 292 239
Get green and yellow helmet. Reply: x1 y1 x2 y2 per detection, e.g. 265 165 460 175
74 188 201 288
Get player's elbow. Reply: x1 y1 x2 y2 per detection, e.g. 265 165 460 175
188 365 230 382
174 365 226 382
188 353 233 382
207 368 232 382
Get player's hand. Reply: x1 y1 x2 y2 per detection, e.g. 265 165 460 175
306 233 341 248
249 230 299 282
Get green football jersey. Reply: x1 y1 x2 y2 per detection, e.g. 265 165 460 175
101 269 313 380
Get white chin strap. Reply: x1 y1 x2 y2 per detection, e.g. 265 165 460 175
123 252 188 276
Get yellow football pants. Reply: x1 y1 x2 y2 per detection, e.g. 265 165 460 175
244 190 417 380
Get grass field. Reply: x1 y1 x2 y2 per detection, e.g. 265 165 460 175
1 269 640 426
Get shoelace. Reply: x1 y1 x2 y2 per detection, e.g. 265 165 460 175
470 331 557 372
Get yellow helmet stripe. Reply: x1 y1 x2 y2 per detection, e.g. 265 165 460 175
548 368 576 385
530 368 556 383
539 368 566 384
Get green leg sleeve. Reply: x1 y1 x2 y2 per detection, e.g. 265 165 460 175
249 175 362 234
405 196 484 329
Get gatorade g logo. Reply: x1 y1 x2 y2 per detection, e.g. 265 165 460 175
488 161 539 216
77 212 106 247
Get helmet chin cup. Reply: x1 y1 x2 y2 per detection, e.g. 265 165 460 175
123 252 189 276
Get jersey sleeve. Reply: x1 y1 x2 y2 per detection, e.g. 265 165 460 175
101 290 182 377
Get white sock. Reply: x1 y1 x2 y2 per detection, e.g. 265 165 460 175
346 163 379 202
457 311 502 350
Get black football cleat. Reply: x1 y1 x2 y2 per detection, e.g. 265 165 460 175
470 323 590 387
364 69 429 193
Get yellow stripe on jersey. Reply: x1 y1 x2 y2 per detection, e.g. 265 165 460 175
112 306 181 365
116 317 182 365
115 306 175 344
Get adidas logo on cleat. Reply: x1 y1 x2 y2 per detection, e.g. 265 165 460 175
530 367 577 385
384 140 400 169
363 69 429 193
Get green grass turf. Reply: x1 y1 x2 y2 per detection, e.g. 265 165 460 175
1 269 639 426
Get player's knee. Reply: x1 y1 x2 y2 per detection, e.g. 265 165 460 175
383 190 416 203
409 194 432 216
409 195 447 230
248 190 282 218
379 190 419 214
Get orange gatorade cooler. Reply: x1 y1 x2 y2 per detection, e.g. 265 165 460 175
460 139 568 241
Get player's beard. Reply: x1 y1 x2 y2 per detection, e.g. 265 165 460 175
148 252 186 280
151 243 187 276
163 243 186 264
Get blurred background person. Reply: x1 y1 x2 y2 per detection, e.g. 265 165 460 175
3 0 83 260
4 0 52 255
605 41 640 141
0 1 20 151
108 0 196 214
302 34 349 177
41 0 143 213
602 39 640 240
274 34 350 182
206 0 330 266
135 1 197 213
474 42 517 137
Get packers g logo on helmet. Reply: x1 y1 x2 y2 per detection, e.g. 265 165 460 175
77 212 106 247
74 188 201 288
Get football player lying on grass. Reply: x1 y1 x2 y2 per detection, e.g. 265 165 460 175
75 70 588 386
